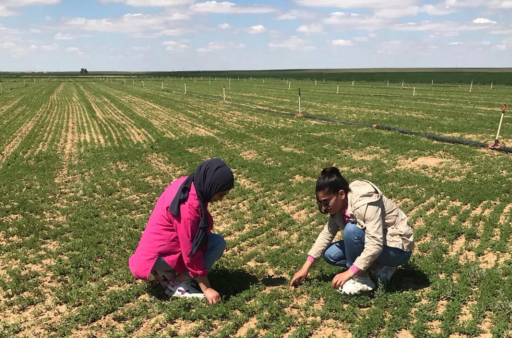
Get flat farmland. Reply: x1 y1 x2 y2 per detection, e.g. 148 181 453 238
1 79 512 337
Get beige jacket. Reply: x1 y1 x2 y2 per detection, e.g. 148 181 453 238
307 180 414 271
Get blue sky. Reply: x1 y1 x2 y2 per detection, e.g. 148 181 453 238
0 0 511 71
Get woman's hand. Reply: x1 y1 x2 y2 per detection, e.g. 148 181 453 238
331 270 355 289
290 268 309 288
203 288 221 304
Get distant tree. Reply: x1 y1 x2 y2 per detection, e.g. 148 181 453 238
80 68 89 74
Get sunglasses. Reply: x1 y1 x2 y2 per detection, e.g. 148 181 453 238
316 195 336 208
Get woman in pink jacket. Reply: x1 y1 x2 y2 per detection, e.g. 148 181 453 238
129 158 234 304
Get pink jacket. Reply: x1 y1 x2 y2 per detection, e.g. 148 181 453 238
129 177 213 280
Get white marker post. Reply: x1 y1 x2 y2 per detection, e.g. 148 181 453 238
142 81 145 88
413 85 416 99
491 104 507 148
161 81 164 90
223 84 226 103
229 78 231 89
337 84 339 94
432 79 434 86
469 80 473 93
288 81 291 90
490 82 493 90
263 78 265 84
352 80 354 87
184 83 187 95
401 80 404 89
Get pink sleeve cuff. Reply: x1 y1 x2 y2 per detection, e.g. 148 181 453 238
349 265 360 274
307 255 316 264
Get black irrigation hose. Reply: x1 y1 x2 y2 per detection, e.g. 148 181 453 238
149 86 512 154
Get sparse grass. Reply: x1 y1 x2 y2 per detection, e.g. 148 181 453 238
0 78 511 337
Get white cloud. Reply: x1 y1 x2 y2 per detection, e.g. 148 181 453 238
353 36 369 42
0 5 16 16
30 29 42 33
190 1 275 14
156 28 190 36
323 12 387 31
99 0 193 6
163 40 188 51
248 24 265 34
491 29 512 34
45 15 52 20
0 0 59 6
445 0 512 8
66 47 80 52
393 21 492 31
277 9 316 20
422 4 456 15
41 43 59 51
268 36 315 51
295 0 419 9
131 46 152 51
331 39 353 46
64 14 169 33
218 23 231 29
374 6 420 19
54 32 74 40
197 41 244 52
449 41 463 45
473 18 497 24
297 23 323 34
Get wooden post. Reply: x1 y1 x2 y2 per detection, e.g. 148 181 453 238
297 88 302 117
469 80 473 93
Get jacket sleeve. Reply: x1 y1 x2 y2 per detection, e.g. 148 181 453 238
175 203 208 278
353 200 385 271
307 217 340 259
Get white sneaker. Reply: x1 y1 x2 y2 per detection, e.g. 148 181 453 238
152 269 175 289
339 276 376 295
165 280 205 299
375 266 397 284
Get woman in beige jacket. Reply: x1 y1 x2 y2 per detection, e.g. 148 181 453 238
290 167 414 294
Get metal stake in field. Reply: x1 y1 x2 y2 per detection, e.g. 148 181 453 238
184 83 187 95
297 88 303 117
223 84 226 103
469 80 473 93
490 104 507 149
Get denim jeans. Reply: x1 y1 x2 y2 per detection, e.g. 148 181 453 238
323 222 412 268
153 233 226 276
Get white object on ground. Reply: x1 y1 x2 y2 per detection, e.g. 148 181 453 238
166 280 205 299
339 275 376 295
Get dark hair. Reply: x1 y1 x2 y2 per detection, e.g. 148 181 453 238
315 167 350 196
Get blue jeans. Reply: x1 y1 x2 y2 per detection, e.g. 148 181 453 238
153 233 226 276
323 222 412 269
